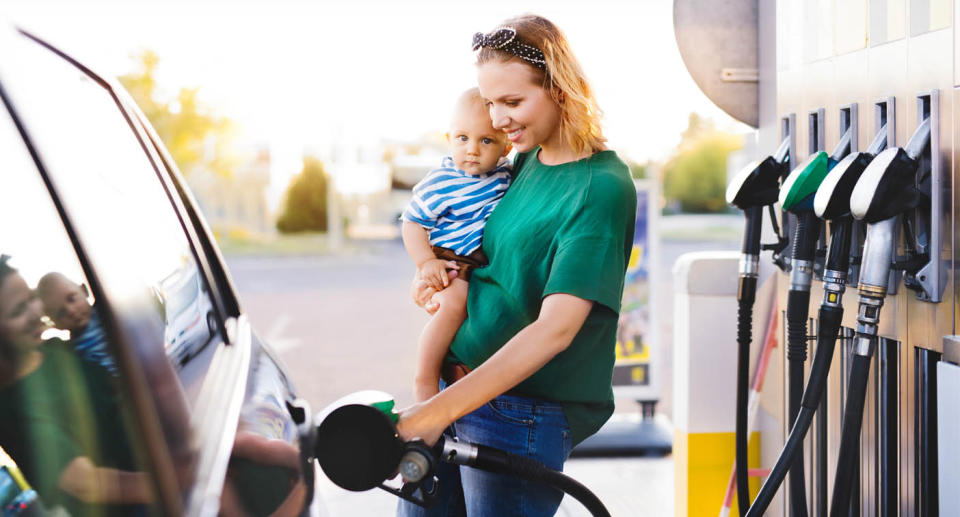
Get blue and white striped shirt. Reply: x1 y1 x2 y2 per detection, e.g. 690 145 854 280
71 309 118 376
401 156 512 256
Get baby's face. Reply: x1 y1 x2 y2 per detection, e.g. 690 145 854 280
448 104 510 176
41 280 92 333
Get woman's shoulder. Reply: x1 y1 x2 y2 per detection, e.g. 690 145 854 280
586 151 635 196
587 150 629 175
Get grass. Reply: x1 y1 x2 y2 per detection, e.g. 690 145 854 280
215 231 336 256
659 224 741 241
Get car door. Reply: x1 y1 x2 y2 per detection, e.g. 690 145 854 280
0 25 320 516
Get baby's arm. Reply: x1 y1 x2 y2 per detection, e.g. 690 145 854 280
401 222 457 291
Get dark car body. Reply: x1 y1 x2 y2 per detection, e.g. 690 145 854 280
0 24 325 516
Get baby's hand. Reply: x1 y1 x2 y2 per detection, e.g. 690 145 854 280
418 258 459 291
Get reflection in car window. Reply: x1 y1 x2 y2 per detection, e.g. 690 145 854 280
6 33 221 396
0 107 155 515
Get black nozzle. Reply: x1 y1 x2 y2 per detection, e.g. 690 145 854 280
851 118 930 223
727 157 787 209
814 152 873 220
315 404 404 492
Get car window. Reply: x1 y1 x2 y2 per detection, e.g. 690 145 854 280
0 103 158 515
4 34 222 402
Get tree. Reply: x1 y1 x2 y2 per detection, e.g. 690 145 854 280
626 160 651 180
276 157 329 233
118 50 236 177
662 113 743 213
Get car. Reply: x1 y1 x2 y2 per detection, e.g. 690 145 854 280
0 23 326 516
159 263 217 367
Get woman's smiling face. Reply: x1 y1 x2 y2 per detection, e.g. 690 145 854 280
0 273 45 353
477 60 562 154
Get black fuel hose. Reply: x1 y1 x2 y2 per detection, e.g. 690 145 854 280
736 280 756 515
470 443 611 517
785 211 820 516
829 353 872 516
735 205 763 516
745 303 844 516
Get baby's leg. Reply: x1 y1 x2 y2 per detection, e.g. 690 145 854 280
413 278 470 402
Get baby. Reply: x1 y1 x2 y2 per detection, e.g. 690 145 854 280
401 88 512 402
36 272 118 376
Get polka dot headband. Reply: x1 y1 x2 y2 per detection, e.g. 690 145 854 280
472 27 547 70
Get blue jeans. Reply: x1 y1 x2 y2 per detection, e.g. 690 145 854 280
397 386 573 517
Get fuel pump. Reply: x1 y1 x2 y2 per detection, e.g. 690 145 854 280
724 136 790 515
774 127 852 515
828 117 931 516
743 125 888 516
312 391 612 517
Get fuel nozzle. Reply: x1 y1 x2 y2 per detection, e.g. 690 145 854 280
828 118 932 517
851 118 929 224
313 392 612 516
312 391 440 508
726 136 790 516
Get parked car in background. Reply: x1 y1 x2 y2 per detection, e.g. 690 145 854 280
0 23 325 516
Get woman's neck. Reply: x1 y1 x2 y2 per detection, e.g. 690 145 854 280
0 350 43 386
537 143 591 166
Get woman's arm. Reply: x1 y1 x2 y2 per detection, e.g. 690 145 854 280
396 292 593 445
58 456 153 504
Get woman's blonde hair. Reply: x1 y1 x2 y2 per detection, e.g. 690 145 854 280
476 14 606 156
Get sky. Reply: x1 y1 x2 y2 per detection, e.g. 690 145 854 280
5 0 749 201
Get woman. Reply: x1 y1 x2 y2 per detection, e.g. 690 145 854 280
397 15 637 517
0 256 152 514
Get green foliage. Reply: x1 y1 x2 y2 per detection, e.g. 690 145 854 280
276 157 329 233
627 160 648 180
118 50 236 177
662 113 743 213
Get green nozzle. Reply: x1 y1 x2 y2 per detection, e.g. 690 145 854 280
320 390 399 424
779 151 829 212
371 399 399 424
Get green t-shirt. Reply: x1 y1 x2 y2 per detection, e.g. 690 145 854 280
0 340 137 515
450 148 637 445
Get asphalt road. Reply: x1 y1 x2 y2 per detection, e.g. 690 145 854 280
225 231 740 516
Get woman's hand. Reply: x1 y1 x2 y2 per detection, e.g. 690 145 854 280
395 400 448 447
418 258 459 291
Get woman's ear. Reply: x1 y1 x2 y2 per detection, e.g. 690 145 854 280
556 90 565 104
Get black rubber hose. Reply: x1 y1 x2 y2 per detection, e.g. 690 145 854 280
829 353 872 516
786 288 810 516
473 444 611 517
735 291 755 516
745 304 844 516
734 207 762 515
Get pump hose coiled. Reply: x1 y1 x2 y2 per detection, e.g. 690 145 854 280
745 304 844 516
829 353 872 516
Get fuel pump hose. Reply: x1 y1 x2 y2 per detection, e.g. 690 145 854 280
452 441 612 517
827 353 871 516
784 210 821 516
734 205 763 516
745 302 844 516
